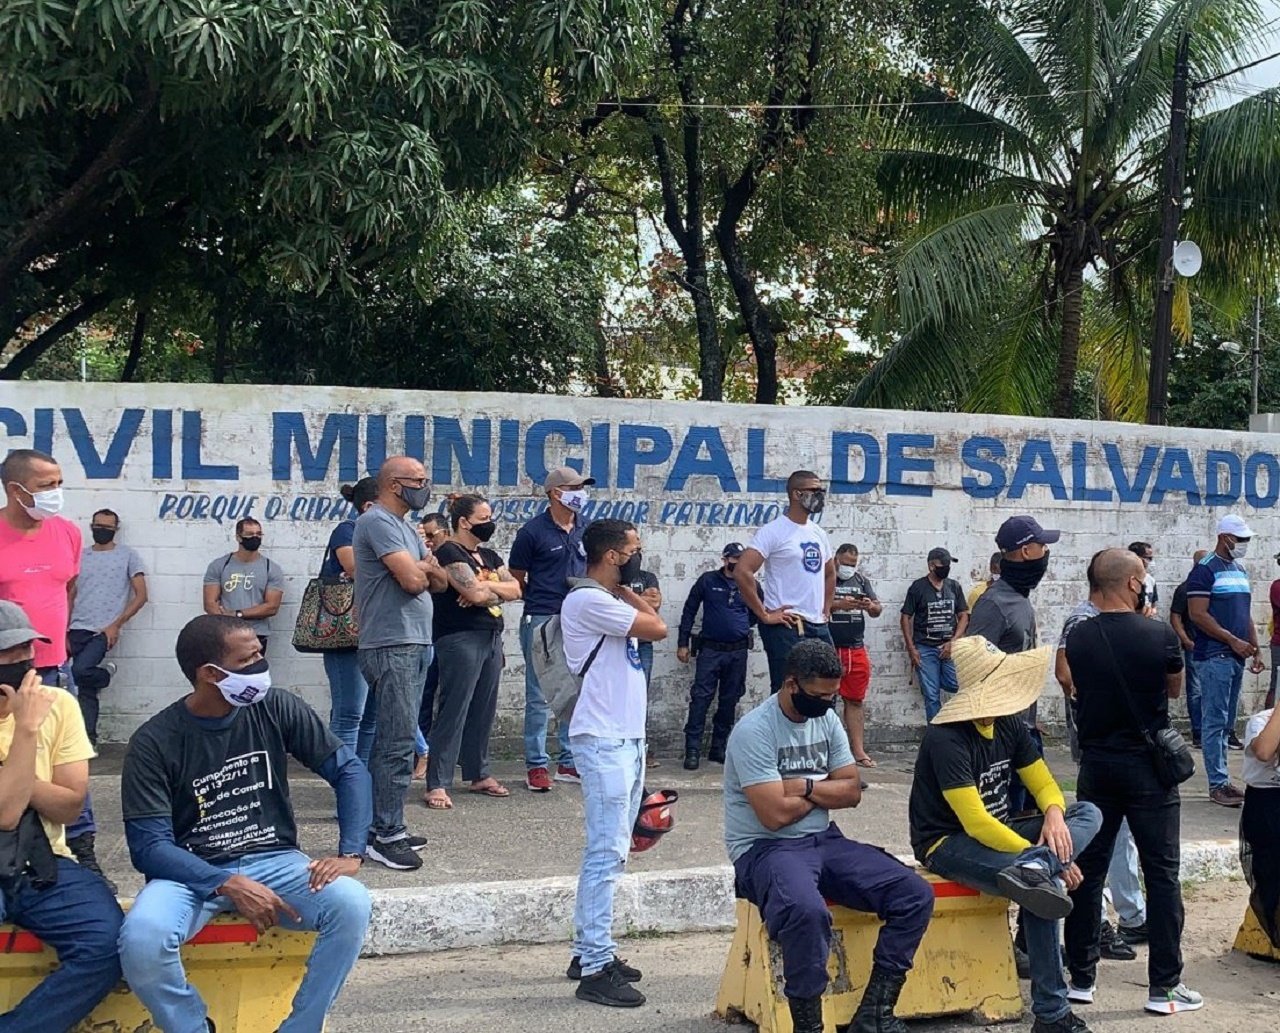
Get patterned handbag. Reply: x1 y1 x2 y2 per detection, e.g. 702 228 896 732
292 575 359 652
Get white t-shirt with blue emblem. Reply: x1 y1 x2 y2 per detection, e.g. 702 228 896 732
749 515 833 623
562 585 648 739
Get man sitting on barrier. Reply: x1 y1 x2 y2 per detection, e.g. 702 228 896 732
118 614 373 1033
0 601 122 1032
724 638 934 1033
909 636 1101 1033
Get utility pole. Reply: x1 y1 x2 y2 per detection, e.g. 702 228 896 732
1146 30 1191 425
1252 293 1262 416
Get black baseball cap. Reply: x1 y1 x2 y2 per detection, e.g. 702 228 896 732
996 515 1061 552
722 542 745 558
927 547 953 564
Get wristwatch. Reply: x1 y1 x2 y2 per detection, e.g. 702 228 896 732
802 778 815 800
341 853 365 865
235 610 243 618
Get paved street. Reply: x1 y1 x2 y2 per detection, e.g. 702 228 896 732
332 881 1275 1033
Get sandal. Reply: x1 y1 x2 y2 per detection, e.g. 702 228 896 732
468 780 510 798
855 756 877 768
413 754 429 781
423 791 453 810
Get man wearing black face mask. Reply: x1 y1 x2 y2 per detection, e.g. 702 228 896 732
725 639 933 1033
736 470 836 693
119 614 372 1032
202 518 284 651
68 509 147 744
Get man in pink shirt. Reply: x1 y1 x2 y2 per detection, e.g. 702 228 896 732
0 449 108 883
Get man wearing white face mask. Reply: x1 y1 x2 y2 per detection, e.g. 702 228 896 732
0 448 109 884
1187 514 1263 807
509 466 592 791
119 614 373 1033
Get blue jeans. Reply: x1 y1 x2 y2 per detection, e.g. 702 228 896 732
638 641 654 687
759 621 834 693
119 849 370 1033
0 857 122 1031
926 801 1102 1022
570 735 645 975
36 665 95 838
520 614 573 770
323 650 377 766
1198 654 1243 789
359 644 432 840
1183 650 1202 738
914 644 958 722
1103 819 1147 928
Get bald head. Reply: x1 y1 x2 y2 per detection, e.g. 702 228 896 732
1192 549 1207 564
378 455 426 490
1093 548 1145 594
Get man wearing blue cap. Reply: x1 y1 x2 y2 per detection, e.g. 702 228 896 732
677 543 757 770
1187 514 1262 807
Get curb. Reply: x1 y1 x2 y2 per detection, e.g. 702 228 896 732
363 839 1239 957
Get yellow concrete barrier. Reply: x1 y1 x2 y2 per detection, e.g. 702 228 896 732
715 872 1022 1032
0 909 319 1032
1233 904 1280 963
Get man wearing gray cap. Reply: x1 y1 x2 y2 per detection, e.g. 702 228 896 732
0 600 123 1030
509 466 592 792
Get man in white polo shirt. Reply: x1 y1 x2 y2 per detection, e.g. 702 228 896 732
735 470 835 692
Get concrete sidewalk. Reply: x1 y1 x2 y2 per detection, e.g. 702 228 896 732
88 742 1248 954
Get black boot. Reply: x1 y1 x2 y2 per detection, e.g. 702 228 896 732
707 742 727 764
683 748 700 770
787 994 825 1033
850 965 908 1033
67 831 118 894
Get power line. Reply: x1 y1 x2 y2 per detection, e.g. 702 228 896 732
1194 50 1280 89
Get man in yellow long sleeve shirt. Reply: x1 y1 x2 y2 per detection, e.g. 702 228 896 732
908 636 1101 1033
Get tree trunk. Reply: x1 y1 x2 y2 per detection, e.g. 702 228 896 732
1052 261 1086 418
212 289 231 384
120 302 148 382
0 293 113 380
715 217 779 404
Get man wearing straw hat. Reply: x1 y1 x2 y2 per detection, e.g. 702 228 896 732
909 636 1101 1033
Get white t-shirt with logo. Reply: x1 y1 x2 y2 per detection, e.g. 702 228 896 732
1243 709 1280 789
562 586 648 739
749 516 833 623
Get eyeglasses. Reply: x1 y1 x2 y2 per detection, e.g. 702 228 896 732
396 477 428 488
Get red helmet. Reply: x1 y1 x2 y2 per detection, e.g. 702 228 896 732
631 789 679 854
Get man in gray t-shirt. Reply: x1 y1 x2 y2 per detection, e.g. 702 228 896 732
68 508 148 742
202 518 284 643
353 457 447 872
722 639 933 1033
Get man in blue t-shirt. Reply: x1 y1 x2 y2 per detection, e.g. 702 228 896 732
723 640 932 1033
1187 514 1263 806
508 466 590 791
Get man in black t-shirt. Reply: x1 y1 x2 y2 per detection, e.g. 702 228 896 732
1063 549 1203 1017
900 547 968 723
831 543 882 765
909 635 1101 1033
118 615 373 1033
1168 550 1207 747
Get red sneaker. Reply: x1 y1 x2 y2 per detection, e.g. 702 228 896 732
525 767 553 792
555 764 582 784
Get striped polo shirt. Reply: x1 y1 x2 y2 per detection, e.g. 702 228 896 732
1186 553 1252 661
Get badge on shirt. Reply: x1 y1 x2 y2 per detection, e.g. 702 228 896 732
801 542 822 574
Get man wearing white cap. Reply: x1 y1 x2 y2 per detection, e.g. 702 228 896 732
509 465 592 791
909 636 1101 1033
1186 514 1263 807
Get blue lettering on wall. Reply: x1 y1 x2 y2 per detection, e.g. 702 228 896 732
525 419 583 486
616 424 673 489
1149 448 1202 506
961 437 1006 498
182 411 239 480
152 408 174 480
62 407 145 479
433 417 491 486
590 423 612 489
665 426 740 492
886 433 935 498
272 412 359 482
1245 453 1280 509
1009 439 1068 501
1204 450 1242 507
1070 442 1113 502
831 432 881 495
498 419 520 486
1103 443 1158 503
746 429 785 494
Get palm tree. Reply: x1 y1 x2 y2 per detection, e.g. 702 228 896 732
851 0 1280 420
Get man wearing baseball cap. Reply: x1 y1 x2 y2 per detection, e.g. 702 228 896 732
1186 514 1262 807
910 635 1101 1033
677 542 757 769
509 465 594 791
0 600 123 1029
900 546 969 723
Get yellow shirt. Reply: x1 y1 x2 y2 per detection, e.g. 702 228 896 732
966 580 991 611
0 690 95 858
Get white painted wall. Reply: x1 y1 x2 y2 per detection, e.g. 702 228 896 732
1 382 1275 746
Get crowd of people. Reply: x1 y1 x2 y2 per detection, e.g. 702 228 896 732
0 446 1277 1031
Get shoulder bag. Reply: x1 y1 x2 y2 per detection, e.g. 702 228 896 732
292 541 359 652
1094 622 1195 788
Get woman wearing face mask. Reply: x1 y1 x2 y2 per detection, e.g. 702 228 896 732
319 478 381 765
422 495 523 809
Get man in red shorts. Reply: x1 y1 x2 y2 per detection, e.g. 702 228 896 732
830 543 881 766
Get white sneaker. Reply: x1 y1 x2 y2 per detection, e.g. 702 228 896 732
1067 983 1095 1005
1144 984 1204 1015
